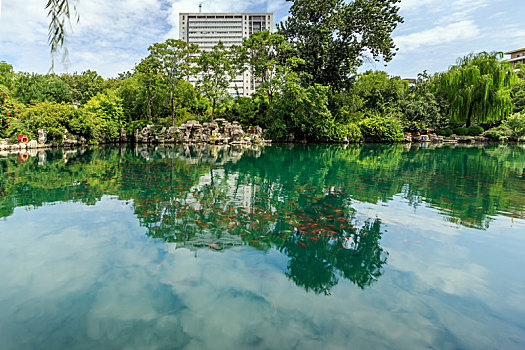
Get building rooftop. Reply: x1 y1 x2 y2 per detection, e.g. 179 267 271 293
505 46 525 55
179 12 272 15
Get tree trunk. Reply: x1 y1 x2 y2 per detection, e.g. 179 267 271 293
211 99 216 121
170 92 175 128
147 87 152 122
466 113 472 128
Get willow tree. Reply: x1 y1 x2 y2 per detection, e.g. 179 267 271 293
437 52 516 127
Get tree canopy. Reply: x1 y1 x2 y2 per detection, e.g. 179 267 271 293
437 52 516 127
278 0 403 89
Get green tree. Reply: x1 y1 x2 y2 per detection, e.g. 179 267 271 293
135 55 161 122
266 77 335 141
60 70 105 105
196 42 235 119
13 73 72 104
352 70 407 115
398 72 449 130
241 31 295 103
82 91 124 141
437 52 515 127
0 85 23 137
0 61 15 90
149 39 198 127
279 0 403 89
116 76 144 125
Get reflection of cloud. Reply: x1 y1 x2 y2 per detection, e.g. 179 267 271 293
388 247 489 297
1 197 525 349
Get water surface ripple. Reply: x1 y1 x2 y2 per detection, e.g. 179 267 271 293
1 144 524 349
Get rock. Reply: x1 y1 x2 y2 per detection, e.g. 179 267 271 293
38 129 47 145
252 126 263 140
120 128 128 143
474 136 488 143
288 133 295 142
342 137 349 144
27 140 38 149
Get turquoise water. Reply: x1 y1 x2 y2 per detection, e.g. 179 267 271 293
1 144 525 349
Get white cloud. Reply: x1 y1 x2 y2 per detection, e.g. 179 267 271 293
437 0 488 24
0 0 167 76
394 20 480 52
399 0 442 12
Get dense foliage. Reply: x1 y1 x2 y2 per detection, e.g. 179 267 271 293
278 0 403 89
359 115 404 142
0 85 22 137
3 3 525 144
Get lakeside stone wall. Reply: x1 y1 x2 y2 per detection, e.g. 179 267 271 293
134 119 270 145
404 133 488 144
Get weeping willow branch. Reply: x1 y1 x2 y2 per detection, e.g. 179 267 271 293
46 0 79 71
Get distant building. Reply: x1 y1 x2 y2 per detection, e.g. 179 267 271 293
179 12 274 97
402 78 417 89
505 46 525 68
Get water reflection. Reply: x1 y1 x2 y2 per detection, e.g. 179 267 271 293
1 144 525 294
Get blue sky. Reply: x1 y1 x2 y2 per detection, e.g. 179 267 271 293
0 0 524 78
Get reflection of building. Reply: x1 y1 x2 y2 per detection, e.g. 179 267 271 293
179 12 273 97
505 46 525 68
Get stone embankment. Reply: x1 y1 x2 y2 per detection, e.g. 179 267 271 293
0 129 49 152
404 133 488 143
135 119 270 145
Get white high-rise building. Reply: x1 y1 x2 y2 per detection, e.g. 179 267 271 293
179 12 273 97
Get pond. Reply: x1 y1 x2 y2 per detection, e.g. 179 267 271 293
1 143 525 349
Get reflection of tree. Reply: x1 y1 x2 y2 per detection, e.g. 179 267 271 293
281 218 386 294
275 193 387 294
141 165 388 294
1 143 525 293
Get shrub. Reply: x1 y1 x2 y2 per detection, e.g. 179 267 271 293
330 122 363 143
358 115 404 142
435 128 453 137
503 112 525 140
0 85 24 138
453 127 469 136
265 83 334 141
82 91 124 141
9 101 78 142
484 126 510 142
125 120 149 136
467 125 484 136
